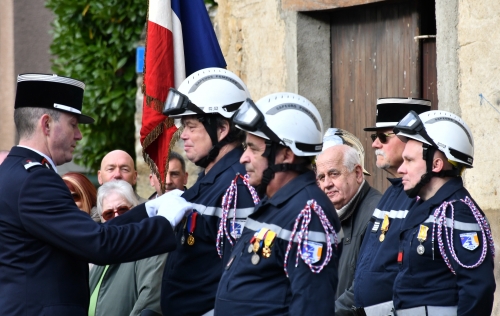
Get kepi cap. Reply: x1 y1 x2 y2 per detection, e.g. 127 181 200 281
15 74 94 124
322 128 371 176
364 97 430 131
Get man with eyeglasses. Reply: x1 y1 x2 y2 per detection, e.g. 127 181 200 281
90 180 167 316
215 92 341 316
336 98 430 316
392 110 494 315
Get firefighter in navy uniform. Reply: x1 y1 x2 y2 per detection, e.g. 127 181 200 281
215 92 342 315
338 98 431 316
160 68 257 316
392 110 495 315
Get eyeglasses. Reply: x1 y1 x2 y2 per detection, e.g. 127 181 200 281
370 132 395 144
101 205 131 221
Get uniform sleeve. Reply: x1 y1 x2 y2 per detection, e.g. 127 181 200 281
18 168 176 265
129 253 167 316
447 202 495 316
284 210 340 315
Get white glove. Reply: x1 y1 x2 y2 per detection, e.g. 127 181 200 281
156 195 193 227
145 189 184 217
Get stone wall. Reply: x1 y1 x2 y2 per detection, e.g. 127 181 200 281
453 1 500 312
215 0 500 312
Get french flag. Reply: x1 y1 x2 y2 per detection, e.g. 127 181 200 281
141 0 226 192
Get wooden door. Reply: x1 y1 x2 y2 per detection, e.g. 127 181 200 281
330 0 436 193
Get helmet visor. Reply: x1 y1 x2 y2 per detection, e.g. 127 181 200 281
234 99 283 144
394 110 437 146
163 88 204 116
394 110 424 134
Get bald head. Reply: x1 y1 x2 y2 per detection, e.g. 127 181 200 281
316 145 364 209
98 150 137 186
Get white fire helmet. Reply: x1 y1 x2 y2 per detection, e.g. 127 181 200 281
233 92 324 157
163 68 251 119
395 110 474 168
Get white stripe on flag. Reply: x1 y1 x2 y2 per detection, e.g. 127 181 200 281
149 0 173 31
172 11 186 88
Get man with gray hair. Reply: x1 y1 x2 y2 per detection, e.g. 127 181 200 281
316 128 381 305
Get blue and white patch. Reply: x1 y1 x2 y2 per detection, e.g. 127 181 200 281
372 221 380 233
460 232 479 251
301 241 323 264
230 219 246 239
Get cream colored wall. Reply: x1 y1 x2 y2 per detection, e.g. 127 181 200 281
214 0 293 100
0 0 16 151
453 1 500 313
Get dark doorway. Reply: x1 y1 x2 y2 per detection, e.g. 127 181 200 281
330 0 437 192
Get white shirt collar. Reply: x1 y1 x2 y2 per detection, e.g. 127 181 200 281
17 145 58 172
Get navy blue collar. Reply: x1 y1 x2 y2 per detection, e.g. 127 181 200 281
182 146 244 200
402 177 464 231
260 170 316 207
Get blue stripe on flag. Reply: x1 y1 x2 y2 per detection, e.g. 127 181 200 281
172 0 227 76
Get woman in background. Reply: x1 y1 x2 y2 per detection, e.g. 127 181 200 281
62 172 97 216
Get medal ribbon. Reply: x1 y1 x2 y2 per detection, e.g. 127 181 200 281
216 173 260 257
431 196 495 274
417 225 429 242
380 214 390 233
283 199 338 277
264 231 276 248
187 211 198 235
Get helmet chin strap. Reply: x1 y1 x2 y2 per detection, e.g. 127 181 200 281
256 140 309 197
194 115 230 169
405 144 461 198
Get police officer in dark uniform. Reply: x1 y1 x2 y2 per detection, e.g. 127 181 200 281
0 74 188 315
392 110 495 315
215 92 342 315
336 98 431 316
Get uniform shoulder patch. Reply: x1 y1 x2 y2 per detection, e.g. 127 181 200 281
460 232 480 251
302 241 323 264
23 160 43 171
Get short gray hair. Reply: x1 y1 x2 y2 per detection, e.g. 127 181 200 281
14 107 61 139
96 180 139 216
343 145 361 173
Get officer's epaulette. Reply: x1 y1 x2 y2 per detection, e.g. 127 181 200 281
23 159 51 171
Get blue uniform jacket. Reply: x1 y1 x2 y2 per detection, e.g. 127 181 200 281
215 171 342 316
353 178 417 308
393 177 495 315
161 147 255 315
0 146 175 315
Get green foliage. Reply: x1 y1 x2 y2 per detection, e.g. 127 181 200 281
46 0 146 172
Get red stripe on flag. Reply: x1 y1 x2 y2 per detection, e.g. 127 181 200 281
141 20 178 193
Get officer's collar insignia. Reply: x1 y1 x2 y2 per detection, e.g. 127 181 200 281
40 158 51 170
23 158 52 171
24 159 42 170
460 232 479 251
